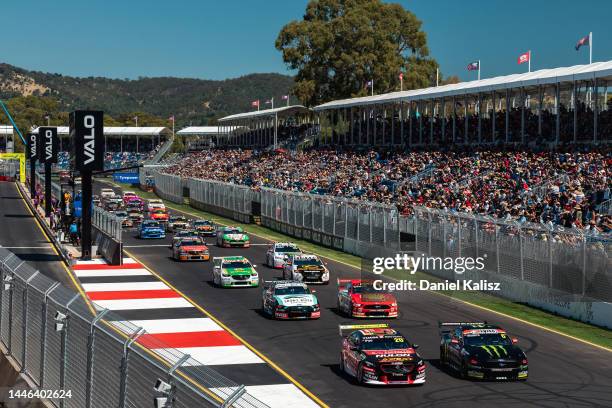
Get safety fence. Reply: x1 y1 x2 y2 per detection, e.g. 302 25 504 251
151 172 611 303
92 206 122 242
0 246 269 408
153 172 183 204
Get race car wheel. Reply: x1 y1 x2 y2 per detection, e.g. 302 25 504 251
340 353 346 374
356 363 365 384
460 361 468 379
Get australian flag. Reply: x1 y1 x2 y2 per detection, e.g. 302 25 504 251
575 34 590 51
467 61 479 71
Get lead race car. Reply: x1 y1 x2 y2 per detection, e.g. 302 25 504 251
339 324 426 385
261 280 320 319
337 279 398 318
439 322 528 381
266 242 302 268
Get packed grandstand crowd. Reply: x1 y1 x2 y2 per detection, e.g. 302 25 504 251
166 144 611 236
56 140 160 170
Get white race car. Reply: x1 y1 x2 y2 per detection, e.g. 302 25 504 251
266 242 302 268
100 188 115 199
282 254 330 284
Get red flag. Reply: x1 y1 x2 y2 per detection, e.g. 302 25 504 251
251 100 259 107
517 51 530 65
399 72 403 81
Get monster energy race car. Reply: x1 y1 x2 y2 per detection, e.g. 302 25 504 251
439 322 528 381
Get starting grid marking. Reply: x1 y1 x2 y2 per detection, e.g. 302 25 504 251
73 257 318 407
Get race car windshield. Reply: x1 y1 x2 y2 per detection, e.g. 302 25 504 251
171 217 186 222
225 229 242 234
361 336 409 350
180 239 202 246
115 211 127 217
195 221 212 226
352 284 382 294
464 333 513 347
223 260 250 268
275 286 309 295
277 245 300 253
294 259 322 266
144 222 161 228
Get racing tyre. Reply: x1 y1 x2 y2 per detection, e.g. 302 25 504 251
340 353 346 374
356 363 365 384
460 361 468 379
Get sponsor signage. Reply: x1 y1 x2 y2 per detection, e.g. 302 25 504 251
70 110 104 171
27 132 37 161
38 127 58 164
112 172 140 183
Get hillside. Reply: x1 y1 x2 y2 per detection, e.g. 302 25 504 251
0 63 294 126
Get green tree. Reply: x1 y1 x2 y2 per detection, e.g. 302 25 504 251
276 0 438 106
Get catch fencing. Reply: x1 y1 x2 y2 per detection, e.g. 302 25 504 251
0 246 269 408
152 172 611 303
92 206 122 242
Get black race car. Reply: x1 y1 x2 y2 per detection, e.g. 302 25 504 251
339 324 426 385
439 322 528 381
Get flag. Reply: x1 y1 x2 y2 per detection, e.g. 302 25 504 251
575 34 590 50
251 100 259 107
265 99 272 104
399 72 403 81
517 51 530 65
133 116 138 121
281 95 289 100
467 61 480 71
168 115 175 121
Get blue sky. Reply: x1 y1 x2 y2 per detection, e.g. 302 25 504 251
1 0 610 81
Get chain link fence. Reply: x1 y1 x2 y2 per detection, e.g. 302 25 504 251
189 178 253 224
0 246 269 408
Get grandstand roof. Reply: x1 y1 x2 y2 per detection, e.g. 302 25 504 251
177 126 241 136
0 126 13 135
314 60 612 111
32 126 171 136
218 105 310 122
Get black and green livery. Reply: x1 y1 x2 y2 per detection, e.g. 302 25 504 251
439 322 528 381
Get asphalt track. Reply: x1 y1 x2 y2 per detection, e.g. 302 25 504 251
95 180 612 408
0 182 72 287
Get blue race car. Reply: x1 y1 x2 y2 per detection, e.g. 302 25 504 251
138 220 166 239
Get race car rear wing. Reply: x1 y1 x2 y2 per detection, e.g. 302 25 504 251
338 323 389 337
337 278 374 291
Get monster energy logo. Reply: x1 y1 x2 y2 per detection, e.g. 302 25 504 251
479 345 508 358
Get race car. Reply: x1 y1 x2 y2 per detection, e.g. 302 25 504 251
172 236 210 261
212 256 259 287
216 226 250 248
122 191 137 201
145 198 165 212
339 324 426 385
138 220 166 239
337 279 398 318
171 229 200 246
114 210 133 228
167 215 190 232
126 196 145 210
127 208 144 225
149 208 169 224
261 280 320 319
100 188 115 199
282 254 329 284
266 242 302 268
439 322 528 381
104 196 122 212
193 219 216 237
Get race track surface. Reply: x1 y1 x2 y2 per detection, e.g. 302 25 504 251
0 182 72 287
95 181 612 408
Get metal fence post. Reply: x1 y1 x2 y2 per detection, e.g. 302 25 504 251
21 271 40 373
582 236 587 296
548 231 553 287
119 328 145 408
382 209 387 246
333 204 336 236
60 294 80 408
6 270 14 356
474 218 479 259
369 209 373 243
85 309 109 408
495 224 501 275
345 202 349 239
39 282 59 387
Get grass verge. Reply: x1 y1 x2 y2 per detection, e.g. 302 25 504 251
101 178 612 350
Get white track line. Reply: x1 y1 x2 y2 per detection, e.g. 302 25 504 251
170 345 264 365
74 268 151 278
82 281 170 292
117 318 223 333
93 297 192 310
211 384 319 408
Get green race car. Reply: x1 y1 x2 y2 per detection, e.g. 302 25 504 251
212 256 259 287
216 226 250 248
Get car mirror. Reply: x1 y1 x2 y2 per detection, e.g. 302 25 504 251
412 344 419 349
512 337 519 344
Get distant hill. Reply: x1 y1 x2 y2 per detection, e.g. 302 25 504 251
0 63 294 126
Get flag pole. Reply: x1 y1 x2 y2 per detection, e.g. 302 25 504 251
589 32 592 64
400 76 403 92
528 50 531 72
436 68 439 86
478 60 481 80
371 79 374 96
287 95 289 107
271 97 274 110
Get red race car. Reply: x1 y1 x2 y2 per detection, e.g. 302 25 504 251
149 208 169 224
337 279 398 318
339 324 426 385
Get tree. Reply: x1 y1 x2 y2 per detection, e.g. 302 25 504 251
276 0 438 106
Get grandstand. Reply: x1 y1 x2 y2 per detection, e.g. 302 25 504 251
177 126 240 151
165 61 612 237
